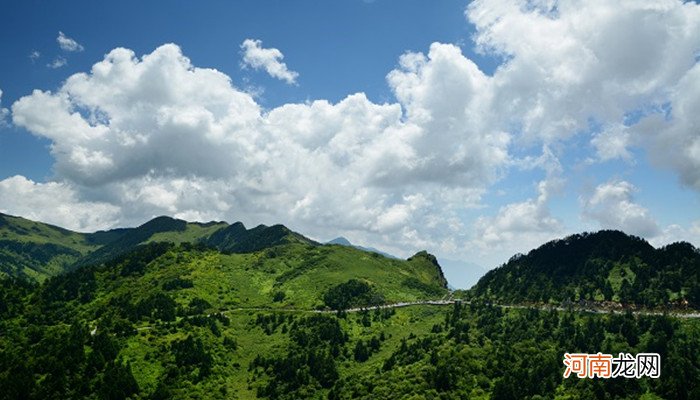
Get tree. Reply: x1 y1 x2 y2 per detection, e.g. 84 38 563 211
98 360 139 400
171 335 213 378
354 340 369 362
602 281 613 301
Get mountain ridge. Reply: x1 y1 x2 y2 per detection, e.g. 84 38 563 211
2 217 700 399
0 213 448 290
326 236 398 259
470 229 700 309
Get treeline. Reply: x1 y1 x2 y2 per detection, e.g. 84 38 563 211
0 239 81 280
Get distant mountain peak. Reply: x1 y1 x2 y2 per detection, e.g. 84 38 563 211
325 236 397 259
327 237 352 246
205 222 315 254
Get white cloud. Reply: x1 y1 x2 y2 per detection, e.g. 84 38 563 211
582 180 660 237
47 56 67 69
650 221 700 248
473 178 562 253
240 39 299 84
57 31 84 52
591 124 633 162
0 176 118 232
5 0 700 262
467 0 700 145
9 43 503 248
641 63 700 190
385 43 509 187
29 51 40 63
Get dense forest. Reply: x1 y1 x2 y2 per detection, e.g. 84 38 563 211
470 230 700 309
1 215 700 398
3 272 699 399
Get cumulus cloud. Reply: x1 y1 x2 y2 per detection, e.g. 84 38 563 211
582 180 660 237
5 0 700 264
0 176 118 231
386 43 509 187
467 0 700 146
9 43 503 254
57 31 84 52
474 178 562 253
591 124 633 162
240 39 299 84
650 220 700 248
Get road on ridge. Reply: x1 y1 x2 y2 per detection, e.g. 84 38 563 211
197 298 700 319
132 297 700 332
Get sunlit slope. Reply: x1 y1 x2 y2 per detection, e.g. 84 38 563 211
0 213 97 281
3 231 699 399
64 242 448 324
0 213 231 281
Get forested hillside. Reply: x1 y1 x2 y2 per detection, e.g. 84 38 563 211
2 217 699 399
470 230 700 309
0 235 450 399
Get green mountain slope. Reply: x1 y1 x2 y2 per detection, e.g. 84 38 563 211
205 222 318 253
1 227 700 399
470 230 700 308
326 236 398 259
54 241 448 321
0 238 449 399
0 213 232 281
1 213 331 283
0 213 98 281
76 216 228 267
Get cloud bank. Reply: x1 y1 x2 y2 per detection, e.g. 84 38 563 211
3 0 700 266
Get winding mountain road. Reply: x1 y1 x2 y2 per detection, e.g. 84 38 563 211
131 297 700 332
190 298 700 319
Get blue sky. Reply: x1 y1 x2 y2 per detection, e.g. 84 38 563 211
0 0 482 178
1 0 700 288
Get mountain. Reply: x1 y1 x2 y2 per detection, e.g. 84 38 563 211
0 213 98 281
327 236 353 246
0 214 449 306
469 230 700 308
75 216 227 267
326 236 397 259
1 224 699 399
0 213 316 281
0 213 233 281
206 222 317 253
